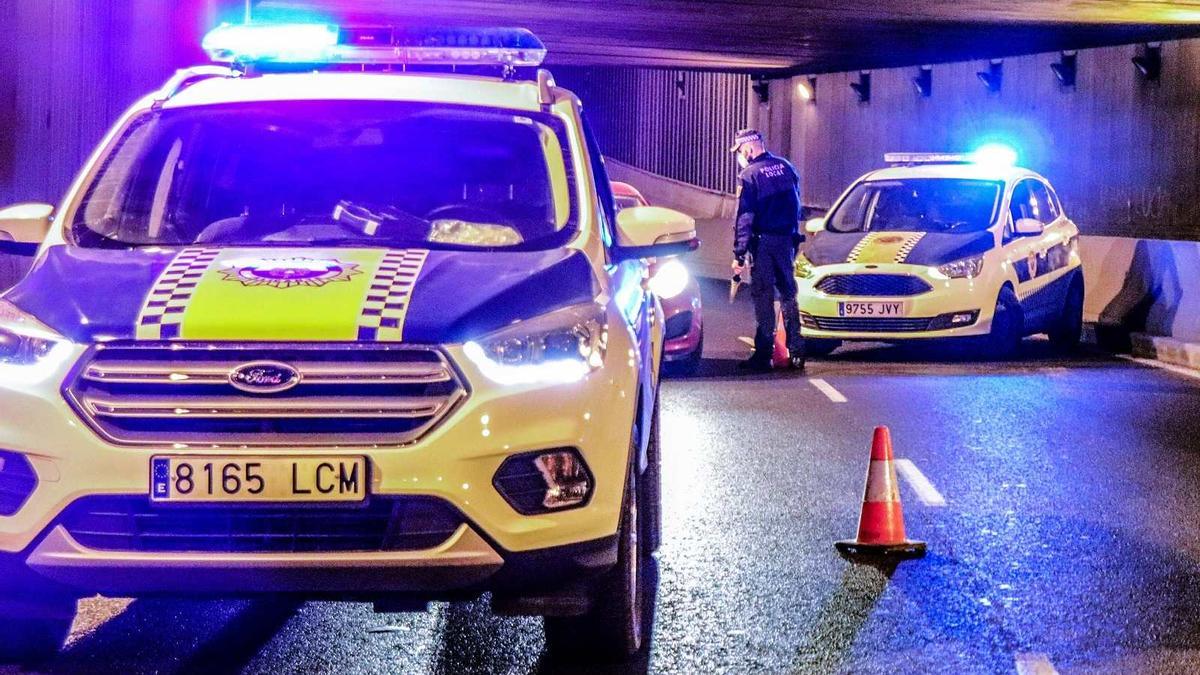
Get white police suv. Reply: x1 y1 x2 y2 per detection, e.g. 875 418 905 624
0 24 698 663
797 148 1084 356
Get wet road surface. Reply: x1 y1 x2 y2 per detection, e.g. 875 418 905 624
6 278 1200 674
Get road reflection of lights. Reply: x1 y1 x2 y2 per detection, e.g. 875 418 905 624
67 597 135 645
660 408 708 526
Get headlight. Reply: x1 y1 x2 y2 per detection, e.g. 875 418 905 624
0 299 72 384
936 255 985 279
647 259 690 299
464 302 608 386
794 252 815 279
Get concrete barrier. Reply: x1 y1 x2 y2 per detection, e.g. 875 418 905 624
1080 236 1200 346
605 159 738 220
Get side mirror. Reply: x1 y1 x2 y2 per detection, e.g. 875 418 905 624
0 203 54 254
613 206 699 260
1013 217 1044 236
804 217 825 235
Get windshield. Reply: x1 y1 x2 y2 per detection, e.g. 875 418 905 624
70 101 577 250
827 178 1003 234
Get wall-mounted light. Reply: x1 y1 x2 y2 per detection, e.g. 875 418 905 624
913 65 932 97
797 76 816 102
850 71 871 103
1133 43 1162 81
752 76 770 104
675 72 686 100
977 60 1002 93
1050 51 1077 88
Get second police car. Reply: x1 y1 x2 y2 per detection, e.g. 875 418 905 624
797 147 1084 356
0 24 698 662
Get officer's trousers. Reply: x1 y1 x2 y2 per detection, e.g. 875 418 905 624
751 234 805 359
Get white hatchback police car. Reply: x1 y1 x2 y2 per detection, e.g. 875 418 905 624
797 149 1084 356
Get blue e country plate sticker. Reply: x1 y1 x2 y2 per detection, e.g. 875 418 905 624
151 457 171 499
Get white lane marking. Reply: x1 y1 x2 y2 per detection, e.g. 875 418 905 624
808 378 847 403
893 459 947 507
1014 652 1059 675
1116 354 1200 382
737 336 755 349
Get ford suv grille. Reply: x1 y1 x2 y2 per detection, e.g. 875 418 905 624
64 342 467 447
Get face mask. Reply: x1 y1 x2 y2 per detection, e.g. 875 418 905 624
737 153 749 170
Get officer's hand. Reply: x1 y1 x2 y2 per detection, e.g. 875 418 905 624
731 259 746 277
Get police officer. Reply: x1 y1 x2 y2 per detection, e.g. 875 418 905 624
729 128 805 371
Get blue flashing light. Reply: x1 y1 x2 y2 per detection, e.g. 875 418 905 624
202 23 548 68
969 143 1018 168
203 23 340 64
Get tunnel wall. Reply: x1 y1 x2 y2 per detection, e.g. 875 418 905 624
554 67 751 194
0 0 229 207
769 38 1200 343
783 41 1200 242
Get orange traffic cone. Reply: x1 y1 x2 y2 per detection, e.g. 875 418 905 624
771 307 789 368
835 426 927 559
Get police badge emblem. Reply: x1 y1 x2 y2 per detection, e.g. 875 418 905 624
219 257 361 288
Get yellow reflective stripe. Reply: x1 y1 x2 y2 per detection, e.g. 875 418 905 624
851 232 925 264
177 249 383 342
845 233 877 263
136 248 220 340
892 232 926 263
355 249 429 342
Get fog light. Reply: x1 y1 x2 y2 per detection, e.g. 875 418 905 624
493 449 593 515
950 312 977 325
0 451 37 516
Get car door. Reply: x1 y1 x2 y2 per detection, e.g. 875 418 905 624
1003 178 1064 327
1026 180 1077 322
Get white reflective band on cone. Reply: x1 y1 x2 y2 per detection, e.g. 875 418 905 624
863 460 901 503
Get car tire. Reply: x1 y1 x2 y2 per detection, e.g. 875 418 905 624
0 596 76 664
544 452 645 662
985 286 1023 359
804 339 841 358
640 393 662 555
1048 276 1085 352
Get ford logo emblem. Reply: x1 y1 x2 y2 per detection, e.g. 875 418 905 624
228 361 302 394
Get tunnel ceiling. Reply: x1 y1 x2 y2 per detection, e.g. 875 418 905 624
256 1 1200 73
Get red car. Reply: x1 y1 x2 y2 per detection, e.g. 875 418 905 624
612 181 704 374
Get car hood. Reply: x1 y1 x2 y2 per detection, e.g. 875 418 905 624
805 230 995 267
4 246 599 344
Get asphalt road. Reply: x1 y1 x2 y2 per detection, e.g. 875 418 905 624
7 277 1200 675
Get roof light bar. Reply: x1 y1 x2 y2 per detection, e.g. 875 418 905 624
884 144 1018 168
883 153 973 165
202 24 547 68
969 143 1018 168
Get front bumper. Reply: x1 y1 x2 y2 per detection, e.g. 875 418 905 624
0 334 640 597
662 306 702 361
661 279 703 360
796 265 996 340
14 523 617 597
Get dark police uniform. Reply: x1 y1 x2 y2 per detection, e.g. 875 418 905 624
734 150 805 365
